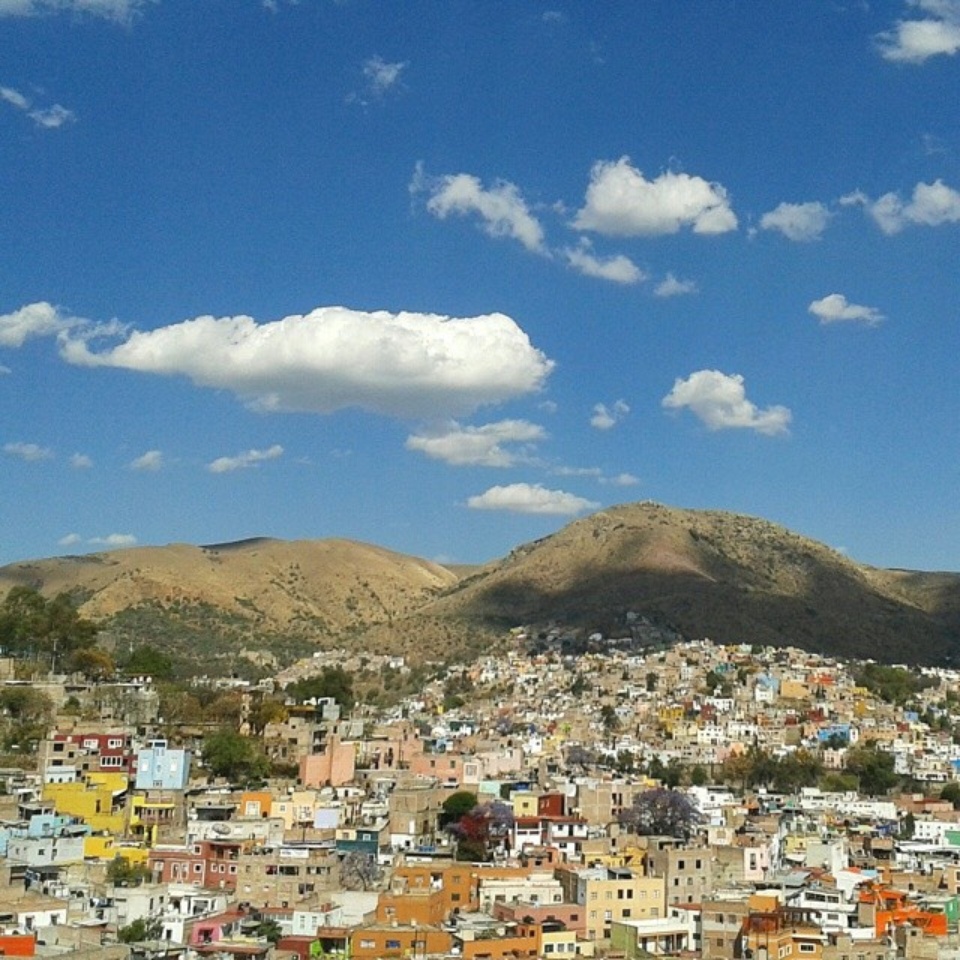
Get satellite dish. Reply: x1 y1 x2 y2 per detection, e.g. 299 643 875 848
212 822 231 835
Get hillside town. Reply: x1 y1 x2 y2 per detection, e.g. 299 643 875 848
4 630 960 960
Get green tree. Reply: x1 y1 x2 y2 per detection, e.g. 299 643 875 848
844 744 898 796
106 855 152 887
201 729 270 783
940 781 960 809
117 916 164 943
66 647 115 681
287 665 355 711
440 790 478 828
0 587 98 665
690 765 709 787
124 645 174 680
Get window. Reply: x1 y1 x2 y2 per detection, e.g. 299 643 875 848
798 945 816 954
194 864 203 874
386 940 400 949
360 940 375 949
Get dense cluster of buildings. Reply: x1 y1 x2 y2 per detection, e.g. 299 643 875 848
3 638 960 959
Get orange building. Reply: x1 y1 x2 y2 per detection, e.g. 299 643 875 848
376 887 447 927
349 923 452 959
0 934 35 957
858 885 949 938
390 861 538 917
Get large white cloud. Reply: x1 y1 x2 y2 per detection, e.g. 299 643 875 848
420 170 546 253
562 242 645 284
60 306 555 419
662 370 791 436
467 482 599 515
809 294 884 326
877 0 960 62
208 444 284 474
760 201 831 242
573 157 738 236
0 0 153 20
0 302 74 347
406 419 545 467
858 179 960 234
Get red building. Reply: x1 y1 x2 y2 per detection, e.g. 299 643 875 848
149 839 242 890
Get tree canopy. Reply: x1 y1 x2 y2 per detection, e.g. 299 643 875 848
618 788 702 840
0 587 98 664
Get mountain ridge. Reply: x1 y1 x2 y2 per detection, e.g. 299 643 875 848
2 502 958 669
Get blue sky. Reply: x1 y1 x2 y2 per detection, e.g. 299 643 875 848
1 0 958 572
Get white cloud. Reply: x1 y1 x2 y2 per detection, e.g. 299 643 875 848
0 0 153 21
89 533 137 547
590 399 630 431
467 482 599 516
207 444 284 474
760 201 831 241
654 273 698 298
29 103 75 128
573 157 737 236
70 452 93 468
130 449 163 472
877 0 960 62
602 472 640 487
61 306 554 419
0 363 10 375
551 465 603 478
562 241 645 284
363 55 407 96
860 179 960 234
662 370 791 436
809 293 884 326
0 86 29 109
0 301 75 347
419 169 547 253
4 441 53 461
58 532 82 546
406 420 545 467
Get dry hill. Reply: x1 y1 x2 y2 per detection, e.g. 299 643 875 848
2 502 958 669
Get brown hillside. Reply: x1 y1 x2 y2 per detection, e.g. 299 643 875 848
364 502 960 664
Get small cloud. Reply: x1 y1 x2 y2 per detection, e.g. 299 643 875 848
877 0 960 63
348 55 408 105
590 399 630 431
662 370 791 436
859 179 960 234
130 449 163 472
654 273 698 298
406 420 544 467
1 85 76 129
70 452 93 469
542 10 566 23
0 0 154 22
551 465 604 478
89 533 137 548
4 441 53 461
416 166 547 254
809 293 884 326
0 85 29 109
602 472 640 487
562 240 645 284
466 482 599 516
538 400 558 414
0 363 11 375
58 533 82 547
573 156 737 237
29 103 75 129
262 0 298 11
363 55 407 96
0 301 76 348
207 444 284 474
760 201 832 241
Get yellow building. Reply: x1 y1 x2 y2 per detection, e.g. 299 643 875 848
558 865 666 943
43 772 128 834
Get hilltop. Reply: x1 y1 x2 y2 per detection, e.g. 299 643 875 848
2 502 958 670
